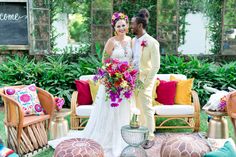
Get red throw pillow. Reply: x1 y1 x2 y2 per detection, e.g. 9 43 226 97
155 79 177 105
75 80 93 105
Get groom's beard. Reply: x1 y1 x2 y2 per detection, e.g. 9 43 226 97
131 30 137 35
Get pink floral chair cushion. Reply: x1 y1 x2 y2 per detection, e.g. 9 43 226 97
5 84 44 116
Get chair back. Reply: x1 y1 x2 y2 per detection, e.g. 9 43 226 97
226 91 236 118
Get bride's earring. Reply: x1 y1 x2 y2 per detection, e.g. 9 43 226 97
114 31 118 36
125 27 129 33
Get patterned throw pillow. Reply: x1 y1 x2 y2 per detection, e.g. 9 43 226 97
5 84 44 116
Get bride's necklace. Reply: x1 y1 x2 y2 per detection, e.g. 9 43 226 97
121 42 128 57
115 36 128 57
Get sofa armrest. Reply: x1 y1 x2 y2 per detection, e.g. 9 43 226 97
71 91 78 116
191 90 200 131
191 90 200 112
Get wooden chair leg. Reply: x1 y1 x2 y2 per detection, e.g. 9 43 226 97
230 117 236 136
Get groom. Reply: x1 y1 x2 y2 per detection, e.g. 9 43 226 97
131 8 160 149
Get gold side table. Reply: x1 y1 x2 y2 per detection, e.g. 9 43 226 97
50 108 71 140
205 110 229 139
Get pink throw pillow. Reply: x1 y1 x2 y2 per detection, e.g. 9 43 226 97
155 79 177 105
5 84 44 116
75 80 93 105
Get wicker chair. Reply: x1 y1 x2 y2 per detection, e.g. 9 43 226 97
71 75 94 130
226 91 236 136
0 86 55 155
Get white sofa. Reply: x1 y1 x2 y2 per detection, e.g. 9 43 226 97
71 74 200 131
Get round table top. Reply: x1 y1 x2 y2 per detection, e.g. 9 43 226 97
121 125 149 133
53 108 71 118
204 110 228 117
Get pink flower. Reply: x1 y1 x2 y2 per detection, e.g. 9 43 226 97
141 40 148 47
35 104 43 112
6 88 15 95
20 94 31 102
28 85 36 91
54 97 65 111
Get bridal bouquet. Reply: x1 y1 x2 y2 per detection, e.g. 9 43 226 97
93 58 138 107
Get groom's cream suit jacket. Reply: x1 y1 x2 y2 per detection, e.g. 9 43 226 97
138 33 160 85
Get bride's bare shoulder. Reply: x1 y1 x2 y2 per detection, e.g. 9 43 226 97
104 37 116 55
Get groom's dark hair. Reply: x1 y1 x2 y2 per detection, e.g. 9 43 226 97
135 8 149 29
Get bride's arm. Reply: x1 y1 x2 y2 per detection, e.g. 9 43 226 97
102 38 114 63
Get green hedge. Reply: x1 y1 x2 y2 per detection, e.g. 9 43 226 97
0 54 235 107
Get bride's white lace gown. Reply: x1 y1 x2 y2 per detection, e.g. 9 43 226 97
49 40 135 157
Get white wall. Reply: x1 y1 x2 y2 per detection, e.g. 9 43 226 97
52 13 68 52
178 13 212 55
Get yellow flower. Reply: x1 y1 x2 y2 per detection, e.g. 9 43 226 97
121 80 128 88
120 14 125 19
105 63 111 67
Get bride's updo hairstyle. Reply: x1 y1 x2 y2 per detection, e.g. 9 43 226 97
135 8 150 29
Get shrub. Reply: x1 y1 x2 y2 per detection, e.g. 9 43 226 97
0 54 233 107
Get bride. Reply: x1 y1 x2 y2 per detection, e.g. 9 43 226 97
49 12 136 157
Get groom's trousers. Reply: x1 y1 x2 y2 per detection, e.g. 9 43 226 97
135 80 155 140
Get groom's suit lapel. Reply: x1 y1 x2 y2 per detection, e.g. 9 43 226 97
140 33 150 63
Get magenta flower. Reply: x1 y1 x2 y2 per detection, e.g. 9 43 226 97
34 104 43 112
124 91 132 99
98 68 106 77
118 61 129 72
6 88 16 95
28 85 36 91
111 102 119 107
54 97 65 111
20 94 31 102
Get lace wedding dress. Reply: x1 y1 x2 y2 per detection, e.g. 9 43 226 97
49 40 135 157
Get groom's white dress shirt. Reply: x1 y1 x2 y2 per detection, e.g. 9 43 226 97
132 34 146 70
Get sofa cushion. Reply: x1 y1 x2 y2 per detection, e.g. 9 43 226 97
152 74 186 106
88 80 99 102
75 80 93 105
76 105 94 116
170 75 194 105
155 79 177 105
154 105 194 115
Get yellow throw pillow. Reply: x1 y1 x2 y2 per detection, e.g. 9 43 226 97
152 80 161 106
88 80 99 102
170 75 194 105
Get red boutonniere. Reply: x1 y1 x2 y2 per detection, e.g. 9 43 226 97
141 40 148 47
